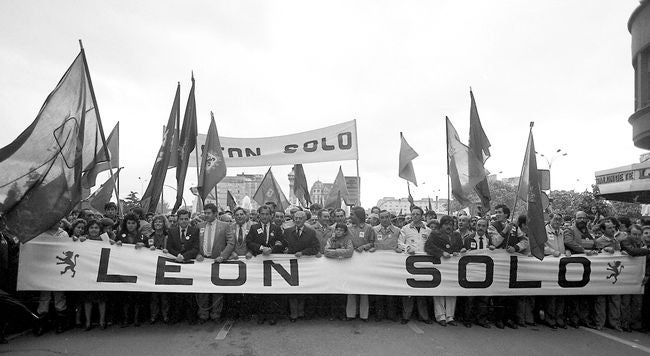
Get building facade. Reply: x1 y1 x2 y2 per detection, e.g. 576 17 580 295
629 1 650 149
375 196 448 215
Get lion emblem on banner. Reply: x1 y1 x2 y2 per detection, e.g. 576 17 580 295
56 251 79 278
265 188 275 198
606 261 623 284
205 152 219 169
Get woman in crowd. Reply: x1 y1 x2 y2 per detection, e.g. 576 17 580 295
116 213 145 326
80 220 108 330
148 214 170 324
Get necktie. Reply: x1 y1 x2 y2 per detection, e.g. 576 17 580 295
238 225 244 245
181 229 186 239
479 236 484 249
206 224 212 254
180 229 185 250
298 228 302 237
264 224 268 244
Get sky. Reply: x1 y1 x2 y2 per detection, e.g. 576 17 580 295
0 0 646 209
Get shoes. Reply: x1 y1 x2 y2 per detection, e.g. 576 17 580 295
361 319 368 322
84 325 92 331
505 321 518 329
100 323 107 330
134 321 141 327
289 318 297 323
516 322 527 328
269 319 277 325
558 323 567 329
163 318 170 324
150 318 157 325
567 321 579 329
423 319 433 324
198 319 208 325
346 317 355 321
526 322 537 327
611 326 623 332
477 322 491 329
495 321 504 329
623 326 632 332
375 318 383 322
548 324 557 330
447 321 457 327
257 318 265 325
400 319 409 325
437 320 447 327
463 322 472 328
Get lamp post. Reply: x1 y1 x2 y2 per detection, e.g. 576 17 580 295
536 149 568 191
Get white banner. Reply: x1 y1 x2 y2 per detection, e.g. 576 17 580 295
189 120 358 167
18 236 644 296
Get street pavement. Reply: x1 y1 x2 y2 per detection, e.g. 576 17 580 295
2 318 650 356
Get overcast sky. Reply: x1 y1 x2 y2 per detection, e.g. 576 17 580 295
0 0 645 209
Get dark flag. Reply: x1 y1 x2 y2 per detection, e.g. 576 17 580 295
88 168 121 213
0 49 107 242
468 90 492 211
197 113 227 202
81 121 119 189
398 133 418 186
293 164 311 206
253 168 290 211
325 166 350 209
141 84 181 213
446 117 483 206
428 197 433 212
226 190 237 212
518 123 547 261
172 75 198 213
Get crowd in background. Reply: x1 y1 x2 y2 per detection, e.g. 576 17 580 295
1 200 650 343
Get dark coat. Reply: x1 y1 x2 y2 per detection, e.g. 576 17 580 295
424 230 463 263
167 225 200 260
246 222 286 255
284 225 320 255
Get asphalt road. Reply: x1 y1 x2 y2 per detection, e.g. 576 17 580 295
2 318 650 356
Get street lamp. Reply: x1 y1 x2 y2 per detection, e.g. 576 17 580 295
536 149 568 190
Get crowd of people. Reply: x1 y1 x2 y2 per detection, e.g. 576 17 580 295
1 200 650 343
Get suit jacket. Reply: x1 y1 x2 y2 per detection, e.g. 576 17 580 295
229 221 254 256
462 232 494 251
198 220 235 259
246 222 286 256
284 225 320 255
424 230 463 263
167 225 200 260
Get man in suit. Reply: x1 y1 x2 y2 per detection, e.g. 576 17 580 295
196 203 235 323
284 210 321 322
226 207 254 320
165 209 200 324
247 205 287 325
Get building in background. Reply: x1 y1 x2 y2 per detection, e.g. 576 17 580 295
308 177 360 207
375 196 448 215
629 1 650 150
202 173 264 211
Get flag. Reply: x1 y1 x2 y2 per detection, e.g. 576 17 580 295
325 166 350 209
88 168 121 213
446 117 484 206
428 197 433 212
407 183 415 210
252 168 290 211
197 113 227 202
468 90 492 211
141 84 181 214
0 50 105 242
81 122 119 189
398 133 418 186
172 75 198 213
293 164 311 206
518 124 548 260
226 190 237 212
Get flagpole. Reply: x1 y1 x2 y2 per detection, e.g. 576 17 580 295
508 122 534 247
445 117 451 216
78 40 121 216
354 119 360 206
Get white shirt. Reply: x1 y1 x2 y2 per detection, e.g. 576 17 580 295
202 221 216 257
398 223 431 253
472 233 489 251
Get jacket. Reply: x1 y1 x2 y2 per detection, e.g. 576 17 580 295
198 219 235 259
230 221 253 256
348 223 376 249
167 225 200 260
424 230 463 263
544 224 565 255
462 231 494 251
563 225 591 253
324 234 354 259
246 222 286 255
373 224 401 250
284 225 320 255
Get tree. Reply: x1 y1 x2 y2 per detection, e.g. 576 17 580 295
122 191 141 213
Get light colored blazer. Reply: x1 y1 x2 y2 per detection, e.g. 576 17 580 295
198 220 235 259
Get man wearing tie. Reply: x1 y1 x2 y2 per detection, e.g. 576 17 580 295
227 207 254 320
284 210 321 322
166 209 200 324
459 218 496 328
195 203 235 323
247 205 287 324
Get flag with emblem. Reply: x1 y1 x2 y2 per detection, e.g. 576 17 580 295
293 164 311 206
253 168 290 211
446 117 484 206
517 123 547 260
0 48 108 242
197 113 227 202
141 83 180 213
